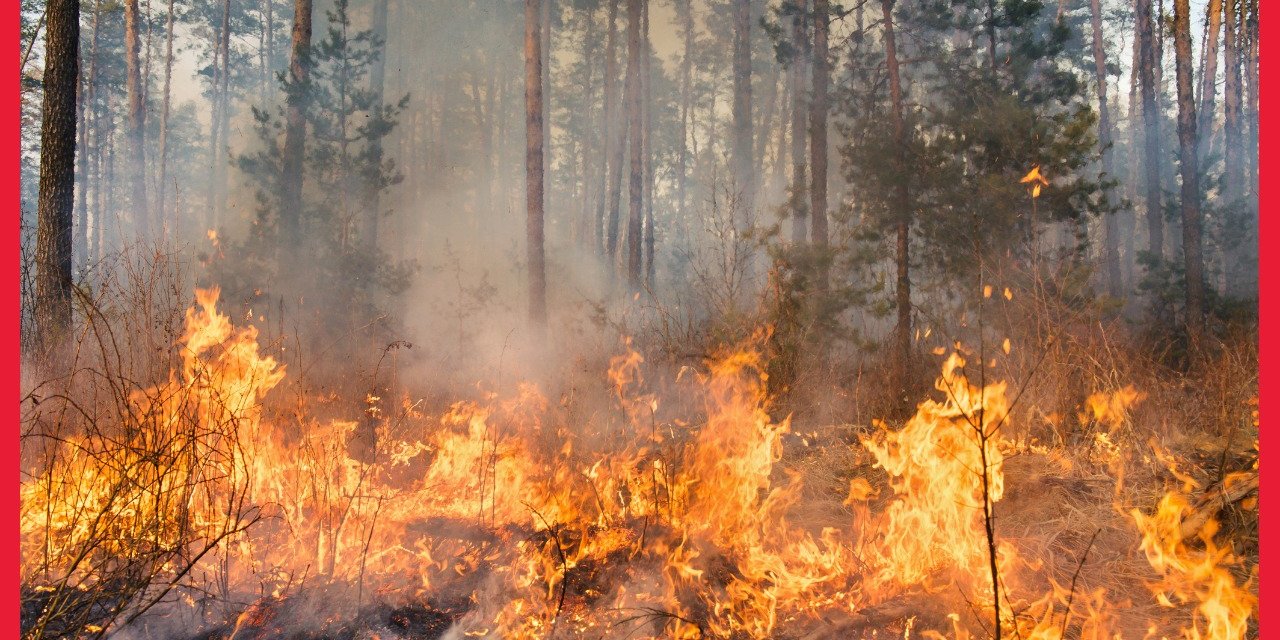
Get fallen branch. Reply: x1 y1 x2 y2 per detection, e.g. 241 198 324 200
1180 472 1259 541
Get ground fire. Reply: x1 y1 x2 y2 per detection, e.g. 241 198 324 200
19 289 1256 639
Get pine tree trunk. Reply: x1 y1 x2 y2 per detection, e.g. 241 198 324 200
1245 0 1257 195
642 0 655 287
810 0 829 279
676 0 693 222
215 0 232 222
603 0 626 263
35 0 80 345
1171 0 1204 342
1136 0 1163 261
363 0 390 255
731 0 754 223
124 0 149 236
1222 0 1242 204
789 0 808 245
157 0 175 237
1090 0 1121 296
625 0 644 291
76 2 99 269
1196 0 1221 159
525 0 548 323
281 0 313 255
542 0 552 195
882 0 911 397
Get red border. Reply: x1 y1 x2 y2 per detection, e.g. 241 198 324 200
6 2 21 636
1259 0 1274 630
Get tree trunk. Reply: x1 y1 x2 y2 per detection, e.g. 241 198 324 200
1171 0 1204 342
603 0 626 264
1245 0 1257 196
363 0 390 255
1196 0 1221 160
1136 0 1163 261
216 0 232 222
1222 0 1242 204
35 0 80 345
882 0 911 398
281 0 313 257
76 1 99 269
789 0 808 245
731 0 754 223
624 0 644 291
157 0 175 237
525 0 548 323
676 0 693 223
124 0 149 236
1089 0 1121 296
642 0 655 288
810 0 829 282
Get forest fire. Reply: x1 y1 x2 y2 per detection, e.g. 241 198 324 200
18 0 1260 635
19 290 1256 639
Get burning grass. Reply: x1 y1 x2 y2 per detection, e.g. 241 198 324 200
21 288 1257 639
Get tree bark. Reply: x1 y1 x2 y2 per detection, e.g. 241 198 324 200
1089 0 1121 296
1222 0 1242 205
1245 0 1257 196
882 0 912 396
731 0 754 224
35 0 80 345
1172 0 1205 342
525 0 548 323
281 0 313 256
810 0 829 283
1136 0 1163 261
124 0 149 236
624 0 644 291
789 0 808 245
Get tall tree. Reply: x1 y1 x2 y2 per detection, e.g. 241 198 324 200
1244 0 1257 194
789 0 808 245
1222 0 1242 205
124 0 149 235
641 0 655 287
809 0 829 278
603 0 626 263
35 0 80 344
1196 0 1222 159
1171 0 1204 341
675 0 694 223
731 0 754 222
1090 0 1121 295
526 0 548 322
624 0 644 290
75 1 99 268
156 0 175 234
280 0 314 257
881 0 911 397
1136 0 1163 261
